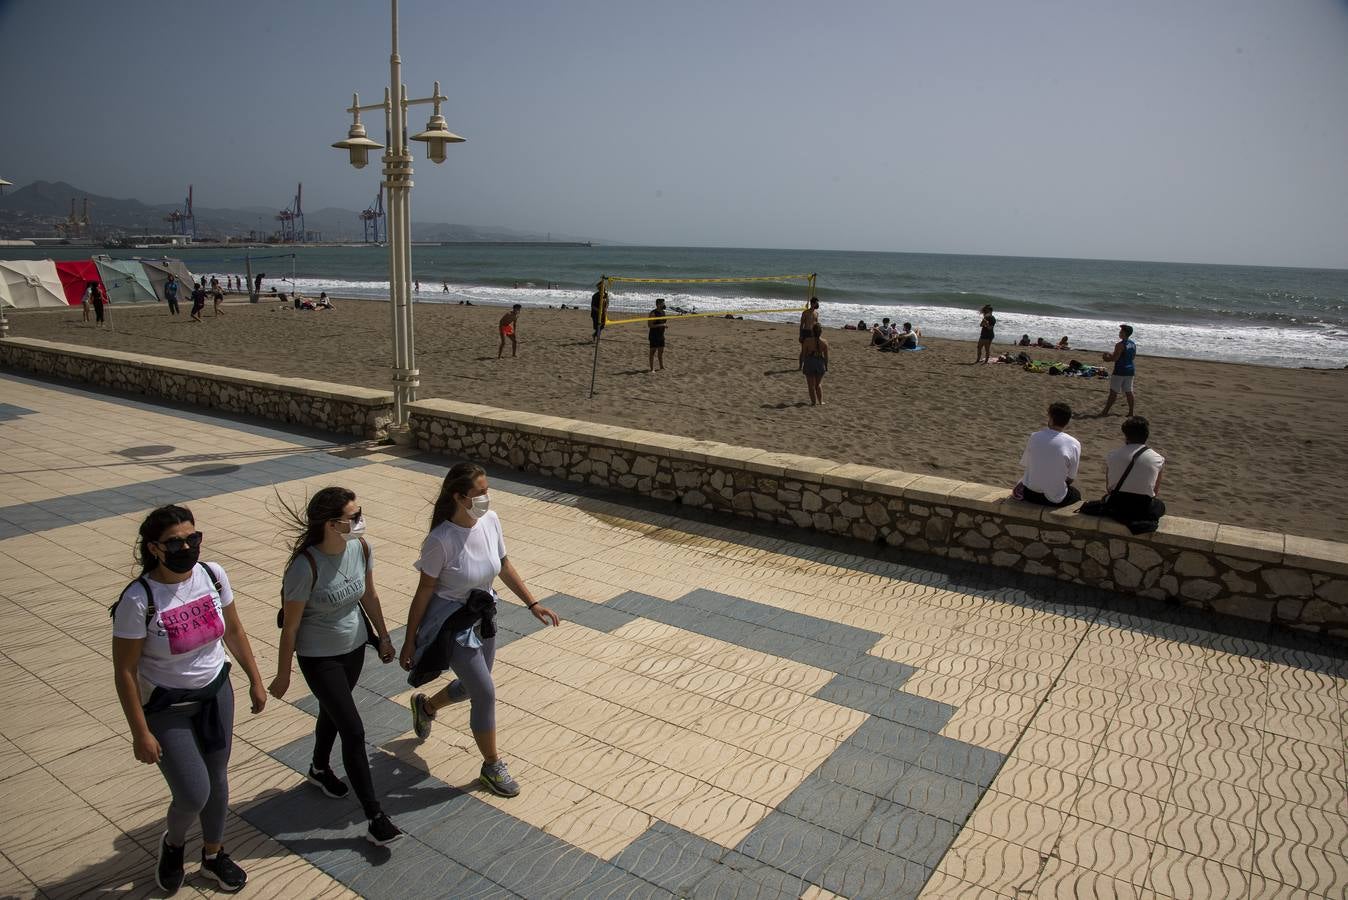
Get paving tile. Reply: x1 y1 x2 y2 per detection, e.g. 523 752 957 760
609 821 727 895
935 830 1045 896
1033 857 1142 899
689 853 813 900
963 791 1065 855
856 801 959 867
777 774 879 836
1251 832 1348 897
1145 844 1248 898
815 743 912 797
1054 818 1154 886
885 768 983 824
734 812 851 879
816 844 931 900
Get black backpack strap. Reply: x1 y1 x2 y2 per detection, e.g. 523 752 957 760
109 576 157 628
200 562 223 595
1109 445 1150 495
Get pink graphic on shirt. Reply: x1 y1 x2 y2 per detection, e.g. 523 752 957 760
161 593 225 655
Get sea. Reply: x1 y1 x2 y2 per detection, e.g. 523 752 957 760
9 244 1348 369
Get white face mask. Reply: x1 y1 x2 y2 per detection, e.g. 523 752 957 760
340 517 366 541
468 494 490 519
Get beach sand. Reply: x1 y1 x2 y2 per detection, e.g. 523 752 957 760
11 297 1348 541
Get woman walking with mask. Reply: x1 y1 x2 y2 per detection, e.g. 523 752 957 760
400 463 560 797
111 505 267 895
268 487 404 846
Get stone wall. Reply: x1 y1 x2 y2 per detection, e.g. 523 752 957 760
409 398 1348 641
0 337 394 439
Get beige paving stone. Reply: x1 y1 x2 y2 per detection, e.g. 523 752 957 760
964 791 1066 854
1102 723 1185 766
1261 707 1344 749
1033 705 1111 745
988 757 1083 811
1033 857 1143 899
1145 844 1249 898
1088 751 1175 802
1070 781 1167 839
1166 770 1260 828
936 829 1045 896
544 794 652 860
1257 794 1348 858
917 871 1008 898
1009 729 1098 778
1055 817 1154 886
0 853 39 899
1257 763 1348 812
940 711 1024 754
1154 804 1255 869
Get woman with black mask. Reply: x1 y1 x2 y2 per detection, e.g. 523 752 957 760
111 505 266 895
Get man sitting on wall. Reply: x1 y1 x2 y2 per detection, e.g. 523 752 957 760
1013 402 1081 507
1081 416 1166 534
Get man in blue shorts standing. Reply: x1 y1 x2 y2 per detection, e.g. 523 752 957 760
1100 323 1137 417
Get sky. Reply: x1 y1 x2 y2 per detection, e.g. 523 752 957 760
2 0 1346 267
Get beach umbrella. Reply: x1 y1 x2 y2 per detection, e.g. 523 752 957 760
54 260 104 306
94 257 157 303
0 259 66 308
140 258 199 301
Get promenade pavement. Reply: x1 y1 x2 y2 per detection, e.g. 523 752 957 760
0 370 1344 899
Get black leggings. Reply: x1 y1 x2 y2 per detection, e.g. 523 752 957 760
297 646 381 819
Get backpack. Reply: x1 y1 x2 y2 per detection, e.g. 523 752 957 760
110 563 224 629
278 537 379 648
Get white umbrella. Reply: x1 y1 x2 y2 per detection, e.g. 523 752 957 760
0 259 66 308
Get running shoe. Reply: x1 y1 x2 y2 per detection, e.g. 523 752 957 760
410 693 434 740
479 759 521 797
200 849 247 892
306 766 350 799
155 832 185 895
366 812 405 846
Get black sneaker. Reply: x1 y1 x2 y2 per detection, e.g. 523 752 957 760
200 849 247 892
366 812 405 846
306 766 350 799
155 832 185 895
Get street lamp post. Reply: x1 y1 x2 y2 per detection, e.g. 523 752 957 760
333 0 463 435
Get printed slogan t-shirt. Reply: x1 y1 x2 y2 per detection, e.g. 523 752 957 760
281 540 370 658
113 563 233 694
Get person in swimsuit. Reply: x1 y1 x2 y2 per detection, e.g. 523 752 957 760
648 298 668 372
1100 323 1137 416
977 305 996 362
798 297 820 369
801 323 829 406
498 304 521 358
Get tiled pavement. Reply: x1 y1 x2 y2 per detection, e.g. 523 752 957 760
0 371 1345 899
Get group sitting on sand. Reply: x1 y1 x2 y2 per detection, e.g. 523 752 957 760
1019 335 1070 350
868 318 922 351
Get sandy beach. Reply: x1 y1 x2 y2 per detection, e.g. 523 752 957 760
10 296 1347 541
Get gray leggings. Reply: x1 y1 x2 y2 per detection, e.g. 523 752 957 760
444 636 497 732
145 677 234 846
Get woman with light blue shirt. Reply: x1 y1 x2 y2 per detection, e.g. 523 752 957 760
267 487 404 846
400 462 560 798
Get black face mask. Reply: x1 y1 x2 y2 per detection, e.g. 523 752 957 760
162 547 200 574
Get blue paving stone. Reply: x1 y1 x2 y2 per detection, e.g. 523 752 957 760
563 863 674 900
885 768 984 823
680 590 784 626
776 774 878 836
788 640 864 674
846 717 940 763
841 655 917 688
816 844 930 900
815 743 912 796
813 674 898 714
543 593 640 633
609 821 726 895
871 692 957 731
418 801 546 865
856 801 960 868
737 629 812 661
734 813 851 880
692 853 813 900
238 769 363 834
379 774 481 832
912 736 1005 787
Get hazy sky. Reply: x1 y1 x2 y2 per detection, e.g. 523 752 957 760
2 0 1346 267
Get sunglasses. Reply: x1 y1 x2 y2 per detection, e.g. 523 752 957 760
157 532 203 552
335 508 363 525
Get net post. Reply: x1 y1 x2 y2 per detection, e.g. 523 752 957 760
588 276 607 399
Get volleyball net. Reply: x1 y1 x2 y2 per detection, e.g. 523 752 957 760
588 271 817 396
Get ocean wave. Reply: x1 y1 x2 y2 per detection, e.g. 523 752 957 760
284 276 1348 368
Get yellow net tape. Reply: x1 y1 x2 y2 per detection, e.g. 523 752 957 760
600 273 816 325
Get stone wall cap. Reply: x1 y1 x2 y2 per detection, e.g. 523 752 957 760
1283 534 1348 576
1151 516 1218 552
824 463 894 491
1213 524 1285 564
904 475 967 504
860 470 922 499
7 337 392 403
749 451 839 478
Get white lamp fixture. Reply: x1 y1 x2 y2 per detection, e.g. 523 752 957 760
410 82 465 165
332 96 385 170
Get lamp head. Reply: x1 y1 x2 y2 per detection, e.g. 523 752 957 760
332 120 383 170
411 113 464 165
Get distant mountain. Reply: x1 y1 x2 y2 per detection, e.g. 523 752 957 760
0 180 604 244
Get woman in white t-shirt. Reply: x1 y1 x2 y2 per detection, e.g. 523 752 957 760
111 505 267 895
399 462 560 798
